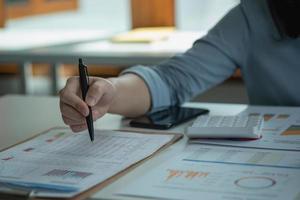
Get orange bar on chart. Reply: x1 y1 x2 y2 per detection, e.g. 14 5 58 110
263 114 275 121
276 114 290 119
281 125 300 136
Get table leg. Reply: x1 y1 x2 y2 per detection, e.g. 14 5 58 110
50 63 61 95
19 62 32 94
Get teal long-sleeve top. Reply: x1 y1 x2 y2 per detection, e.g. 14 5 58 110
122 0 300 110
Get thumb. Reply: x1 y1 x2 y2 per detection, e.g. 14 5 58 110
85 81 105 107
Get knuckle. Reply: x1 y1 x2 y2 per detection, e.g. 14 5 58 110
93 82 103 94
104 78 115 91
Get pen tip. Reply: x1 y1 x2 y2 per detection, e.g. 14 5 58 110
79 58 83 64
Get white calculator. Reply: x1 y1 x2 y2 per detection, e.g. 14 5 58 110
186 115 264 139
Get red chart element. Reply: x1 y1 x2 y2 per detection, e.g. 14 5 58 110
2 156 14 161
23 147 35 152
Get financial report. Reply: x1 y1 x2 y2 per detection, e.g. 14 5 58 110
118 145 300 200
0 128 174 198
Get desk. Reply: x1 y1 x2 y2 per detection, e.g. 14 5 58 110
0 31 205 95
0 95 246 199
0 30 111 94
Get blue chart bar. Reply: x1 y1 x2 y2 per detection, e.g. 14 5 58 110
182 159 300 169
44 169 93 180
0 181 79 193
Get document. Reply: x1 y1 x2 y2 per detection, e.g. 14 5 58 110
182 145 300 169
118 145 300 200
0 128 175 198
190 106 300 151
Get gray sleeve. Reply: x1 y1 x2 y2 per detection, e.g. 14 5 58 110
122 3 250 110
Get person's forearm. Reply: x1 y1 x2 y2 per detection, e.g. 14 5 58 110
108 73 151 117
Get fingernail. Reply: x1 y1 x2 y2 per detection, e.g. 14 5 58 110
83 108 89 116
86 96 96 106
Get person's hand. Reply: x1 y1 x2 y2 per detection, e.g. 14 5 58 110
59 76 116 132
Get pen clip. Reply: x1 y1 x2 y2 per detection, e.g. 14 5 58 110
79 58 89 85
84 64 90 85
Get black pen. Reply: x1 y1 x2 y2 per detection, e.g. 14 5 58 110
78 58 94 142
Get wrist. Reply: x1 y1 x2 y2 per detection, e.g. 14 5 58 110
106 77 120 114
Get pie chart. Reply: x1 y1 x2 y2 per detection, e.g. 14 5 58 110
234 176 276 189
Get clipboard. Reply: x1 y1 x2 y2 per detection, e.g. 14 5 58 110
0 127 183 200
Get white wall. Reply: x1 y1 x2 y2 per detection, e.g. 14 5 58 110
6 0 130 32
7 0 239 31
176 0 240 31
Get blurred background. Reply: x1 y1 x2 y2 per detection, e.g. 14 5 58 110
0 0 248 103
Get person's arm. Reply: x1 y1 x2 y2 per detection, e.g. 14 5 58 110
107 74 151 116
124 3 250 109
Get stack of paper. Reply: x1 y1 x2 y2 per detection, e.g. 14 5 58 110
0 128 178 198
110 27 175 43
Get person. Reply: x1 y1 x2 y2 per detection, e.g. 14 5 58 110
59 0 300 132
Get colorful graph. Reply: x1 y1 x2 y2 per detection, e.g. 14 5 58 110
281 125 300 136
249 113 275 123
43 169 92 180
276 114 290 120
234 176 276 189
263 114 275 121
258 113 291 132
165 169 209 181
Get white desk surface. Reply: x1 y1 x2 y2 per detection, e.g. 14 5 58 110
0 95 247 199
0 29 111 51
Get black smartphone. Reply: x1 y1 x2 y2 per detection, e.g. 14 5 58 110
129 106 209 130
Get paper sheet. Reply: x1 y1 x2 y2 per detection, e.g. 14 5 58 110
190 106 300 151
111 27 175 43
118 145 300 200
182 145 300 169
0 128 174 198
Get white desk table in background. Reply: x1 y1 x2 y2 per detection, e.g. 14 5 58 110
0 31 205 95
0 29 111 95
